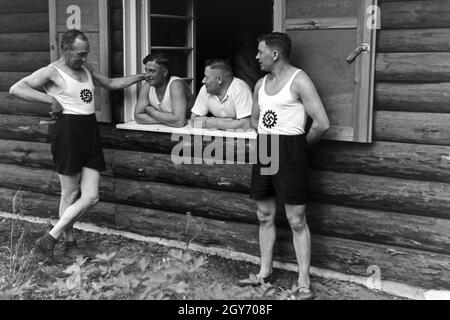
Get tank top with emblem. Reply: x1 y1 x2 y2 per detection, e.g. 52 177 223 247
257 69 306 135
45 64 96 115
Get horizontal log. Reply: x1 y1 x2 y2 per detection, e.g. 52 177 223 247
309 140 450 183
2 161 450 253
0 72 30 91
307 203 450 254
377 28 450 52
0 186 449 290
374 111 450 146
0 115 49 143
309 170 450 220
376 53 450 82
5 137 450 193
109 150 251 193
0 13 49 33
2 112 450 156
0 188 115 227
0 33 49 52
380 0 450 29
0 52 50 72
0 140 54 169
0 163 256 223
0 0 48 14
375 82 450 113
0 91 49 116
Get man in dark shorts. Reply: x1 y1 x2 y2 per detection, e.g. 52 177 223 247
238 32 329 300
9 29 145 261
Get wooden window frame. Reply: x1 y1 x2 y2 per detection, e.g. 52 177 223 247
118 0 285 138
121 0 196 124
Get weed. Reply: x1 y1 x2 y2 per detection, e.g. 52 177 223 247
0 191 37 300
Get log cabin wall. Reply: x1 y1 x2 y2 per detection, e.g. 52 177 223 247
0 0 449 290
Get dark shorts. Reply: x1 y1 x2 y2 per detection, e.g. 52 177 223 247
49 114 106 176
250 134 308 205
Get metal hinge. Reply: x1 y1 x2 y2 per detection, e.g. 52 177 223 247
346 43 370 63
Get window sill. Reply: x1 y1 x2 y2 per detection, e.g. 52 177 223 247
116 121 257 139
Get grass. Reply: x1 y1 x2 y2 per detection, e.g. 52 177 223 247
0 191 37 299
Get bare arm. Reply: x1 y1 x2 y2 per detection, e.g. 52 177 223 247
293 72 329 146
9 66 63 116
204 116 251 130
86 64 146 90
133 83 159 124
145 80 188 128
250 79 263 130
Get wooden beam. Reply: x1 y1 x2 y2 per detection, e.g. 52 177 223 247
0 91 49 116
0 52 50 72
111 51 123 75
2 146 450 254
112 31 123 51
380 0 450 29
375 82 450 113
4 137 450 193
376 53 450 82
111 9 123 31
377 28 450 52
309 140 450 183
3 113 450 157
0 33 49 52
374 111 450 145
0 186 448 290
0 0 49 14
2 159 450 225
0 13 49 33
0 72 31 91
309 170 450 220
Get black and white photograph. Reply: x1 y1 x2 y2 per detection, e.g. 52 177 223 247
0 0 449 305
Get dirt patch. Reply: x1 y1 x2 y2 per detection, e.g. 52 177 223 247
0 217 405 300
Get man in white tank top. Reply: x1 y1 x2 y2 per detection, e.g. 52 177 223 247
239 33 329 299
9 29 146 262
134 52 193 127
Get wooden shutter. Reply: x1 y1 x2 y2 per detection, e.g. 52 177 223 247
48 0 111 123
276 0 377 142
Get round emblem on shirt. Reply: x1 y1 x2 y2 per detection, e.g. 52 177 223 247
80 89 93 104
262 110 278 129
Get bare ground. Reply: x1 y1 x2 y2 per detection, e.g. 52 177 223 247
0 217 405 300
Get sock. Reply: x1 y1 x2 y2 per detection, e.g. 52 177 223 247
44 232 58 246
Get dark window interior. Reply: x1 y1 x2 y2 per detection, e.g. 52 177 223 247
195 0 273 92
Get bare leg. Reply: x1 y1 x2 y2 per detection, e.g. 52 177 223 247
285 204 311 288
57 173 81 242
49 167 100 240
256 197 277 277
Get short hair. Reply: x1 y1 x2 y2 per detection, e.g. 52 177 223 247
143 52 171 74
257 32 292 59
61 29 88 50
205 58 233 77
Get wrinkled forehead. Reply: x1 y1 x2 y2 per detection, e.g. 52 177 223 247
145 60 164 71
71 38 90 52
